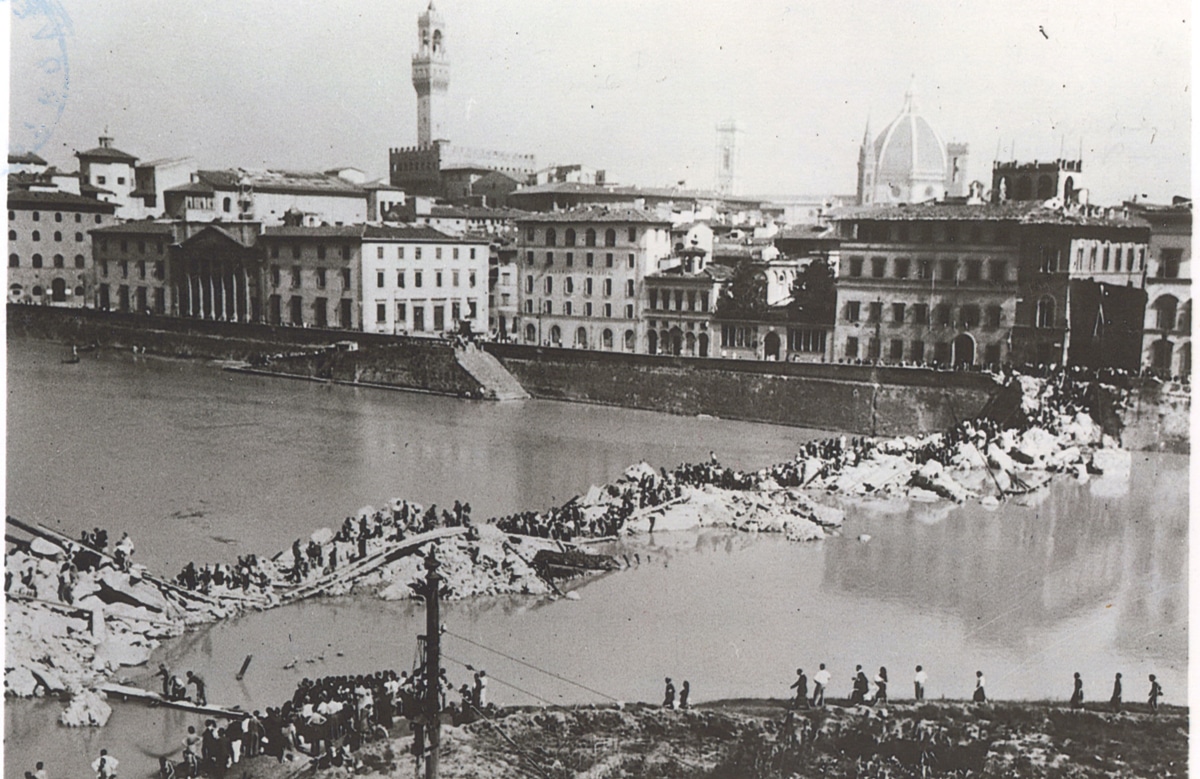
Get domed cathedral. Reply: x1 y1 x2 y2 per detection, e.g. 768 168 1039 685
856 81 968 206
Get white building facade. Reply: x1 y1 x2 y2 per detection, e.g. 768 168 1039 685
360 224 489 336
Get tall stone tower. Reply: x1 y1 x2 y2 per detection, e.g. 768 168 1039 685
715 120 742 196
412 1 449 147
856 116 875 205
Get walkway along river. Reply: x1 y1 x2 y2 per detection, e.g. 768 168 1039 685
4 337 1187 779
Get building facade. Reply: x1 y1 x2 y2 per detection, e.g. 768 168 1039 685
644 249 727 357
831 204 1024 368
75 135 139 216
1129 199 1191 378
257 225 361 329
7 188 117 306
91 221 174 314
163 169 367 226
515 208 672 352
359 224 489 336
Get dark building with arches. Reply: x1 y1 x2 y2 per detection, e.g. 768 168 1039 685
7 188 116 307
1128 198 1191 379
992 159 1084 204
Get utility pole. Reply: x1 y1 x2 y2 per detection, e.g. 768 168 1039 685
423 549 442 779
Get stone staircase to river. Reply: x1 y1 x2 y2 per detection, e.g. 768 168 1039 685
455 343 530 401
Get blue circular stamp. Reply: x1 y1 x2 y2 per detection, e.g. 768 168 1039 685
9 0 72 161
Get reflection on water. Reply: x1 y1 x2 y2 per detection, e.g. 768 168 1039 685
4 337 1188 779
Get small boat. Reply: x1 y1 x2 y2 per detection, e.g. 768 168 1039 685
1005 473 1050 495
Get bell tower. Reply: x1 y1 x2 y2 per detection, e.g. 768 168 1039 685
412 1 449 147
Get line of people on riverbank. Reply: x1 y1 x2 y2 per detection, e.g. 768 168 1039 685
174 554 270 596
785 665 1166 713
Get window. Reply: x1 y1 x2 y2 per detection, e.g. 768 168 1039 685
889 339 904 361
687 291 696 310
939 259 957 282
291 266 301 287
398 246 406 259
316 268 327 289
544 277 553 294
845 336 859 359
100 260 108 277
31 231 40 242
54 212 62 222
586 252 594 267
292 244 301 259
32 254 43 268
543 300 552 314
396 302 407 325
603 303 612 317
849 256 864 277
397 270 406 288
6 230 14 241
271 245 280 259
891 303 905 323
585 278 593 296
1160 249 1183 279
911 340 925 362
119 260 128 278
8 254 18 267
435 247 443 260
545 228 556 247
436 271 443 287
377 246 385 259
566 252 574 267
317 245 327 260
453 248 459 260
526 251 535 264
585 229 596 247
223 197 232 213
605 229 616 247
452 270 460 287
413 305 425 331
917 259 932 280
136 259 145 277
650 289 658 309
986 305 1002 328
566 277 574 294
603 329 614 348
377 303 387 323
1102 246 1110 271
565 229 576 246
54 231 63 242
960 305 980 328
894 258 910 278
76 232 84 242
935 304 952 326
342 268 352 287
564 301 573 315
525 275 533 294
868 301 883 322
701 292 709 312
845 301 860 322
605 253 614 268
546 252 554 266
415 247 422 260
117 177 125 186
526 228 535 242
984 343 1001 365
1114 246 1124 271
75 254 85 269
1039 246 1059 274
603 278 613 296
585 302 593 316
871 257 886 277
625 304 634 318
451 302 461 322
74 213 81 223
988 260 1006 283
1036 296 1056 328
964 260 981 282
152 260 163 278
271 266 281 286
627 254 635 269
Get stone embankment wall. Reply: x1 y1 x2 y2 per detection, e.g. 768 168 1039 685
486 343 998 436
245 344 483 397
1117 380 1191 454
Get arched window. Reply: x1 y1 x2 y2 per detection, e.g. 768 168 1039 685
624 329 635 352
32 253 43 268
1014 176 1032 200
50 278 67 302
604 229 616 247
53 231 62 242
74 285 84 296
1178 300 1191 333
544 277 553 294
602 328 613 349
564 229 576 246
648 329 658 354
74 254 85 268
75 232 84 242
545 228 557 247
525 323 536 342
8 254 18 268
223 197 232 213
565 277 574 294
549 325 562 346
432 29 442 53
585 229 596 247
53 254 64 268
7 230 15 240
575 327 588 348
54 212 62 222
32 285 43 297
1037 175 1054 199
1154 295 1179 331
31 230 40 241
1035 295 1056 328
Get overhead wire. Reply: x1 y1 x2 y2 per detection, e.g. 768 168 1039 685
444 628 620 702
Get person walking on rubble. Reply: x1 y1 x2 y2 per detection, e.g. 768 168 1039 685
973 671 987 703
1110 673 1122 712
186 671 207 706
662 677 676 709
811 663 830 707
790 669 809 709
913 665 927 701
679 681 691 710
91 749 118 779
1069 672 1084 709
1148 674 1163 712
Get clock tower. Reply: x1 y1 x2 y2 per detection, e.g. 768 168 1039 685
412 2 449 147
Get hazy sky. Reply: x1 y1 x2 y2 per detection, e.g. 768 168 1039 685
7 0 1192 204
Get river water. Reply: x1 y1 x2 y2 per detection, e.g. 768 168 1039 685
4 336 1188 779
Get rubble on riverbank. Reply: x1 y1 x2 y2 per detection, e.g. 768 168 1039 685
3 368 1138 716
231 699 1188 779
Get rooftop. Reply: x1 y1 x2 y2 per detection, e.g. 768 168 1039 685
365 224 486 242
831 201 1149 228
8 152 48 166
261 225 365 239
6 188 118 212
90 221 176 235
515 206 670 225
76 144 138 163
166 169 366 197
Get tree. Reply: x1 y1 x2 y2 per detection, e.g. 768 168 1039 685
717 260 768 318
788 258 836 324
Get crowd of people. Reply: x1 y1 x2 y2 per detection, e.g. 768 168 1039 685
173 555 271 596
